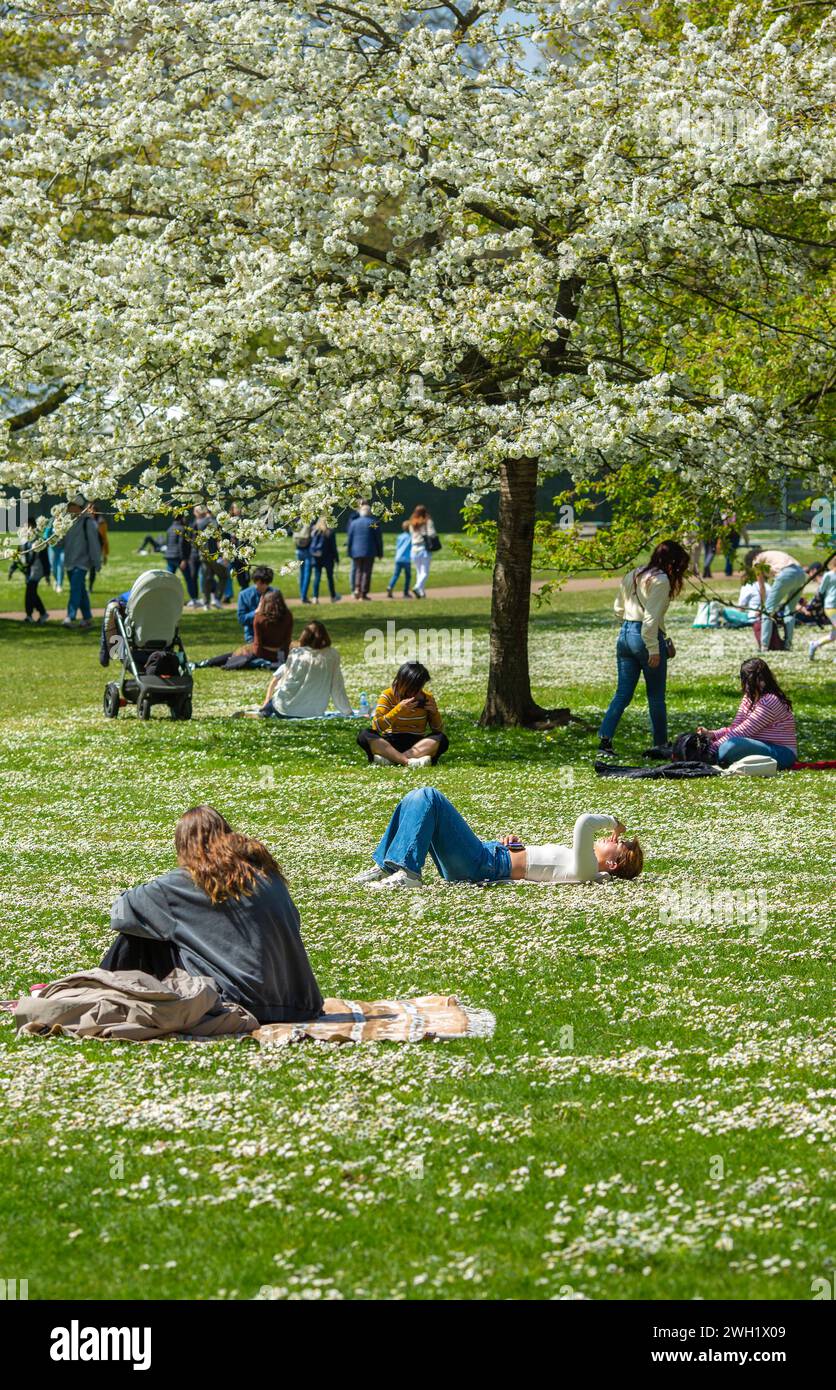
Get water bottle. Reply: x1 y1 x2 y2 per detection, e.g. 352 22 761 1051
358 691 370 717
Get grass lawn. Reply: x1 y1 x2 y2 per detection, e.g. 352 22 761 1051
0 531 833 1301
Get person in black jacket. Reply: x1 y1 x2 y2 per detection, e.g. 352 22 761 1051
100 806 323 1023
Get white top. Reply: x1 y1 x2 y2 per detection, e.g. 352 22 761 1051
737 581 760 612
524 814 618 884
613 567 672 657
269 645 353 718
409 518 437 554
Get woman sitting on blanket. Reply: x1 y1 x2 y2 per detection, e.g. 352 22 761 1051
194 589 293 670
100 806 323 1022
353 787 643 890
697 657 797 770
235 620 353 718
357 661 449 767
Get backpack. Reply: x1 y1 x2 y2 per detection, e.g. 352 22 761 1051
671 731 717 764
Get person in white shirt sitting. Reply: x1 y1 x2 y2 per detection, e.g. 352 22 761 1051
353 787 643 890
721 578 760 628
234 621 354 719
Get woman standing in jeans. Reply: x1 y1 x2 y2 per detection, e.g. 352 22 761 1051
599 540 690 756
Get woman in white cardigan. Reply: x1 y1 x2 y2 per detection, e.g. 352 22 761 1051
405 505 437 598
235 621 353 719
598 541 689 756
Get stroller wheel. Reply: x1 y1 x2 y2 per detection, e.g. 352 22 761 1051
137 692 152 720
103 683 120 718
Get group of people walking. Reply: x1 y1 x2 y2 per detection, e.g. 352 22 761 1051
292 503 438 603
17 495 109 628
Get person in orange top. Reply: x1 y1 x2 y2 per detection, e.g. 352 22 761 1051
358 662 449 767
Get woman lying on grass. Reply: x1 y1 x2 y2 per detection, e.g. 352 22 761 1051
353 787 643 890
101 806 323 1022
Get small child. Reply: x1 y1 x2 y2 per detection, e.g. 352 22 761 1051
357 661 449 767
386 530 413 598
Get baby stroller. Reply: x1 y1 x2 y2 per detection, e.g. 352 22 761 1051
103 569 193 720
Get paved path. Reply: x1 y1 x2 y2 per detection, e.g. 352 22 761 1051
0 574 621 623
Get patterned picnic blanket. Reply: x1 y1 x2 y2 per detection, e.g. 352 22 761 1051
255 994 495 1046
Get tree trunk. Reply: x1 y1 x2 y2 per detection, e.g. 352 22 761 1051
479 457 570 727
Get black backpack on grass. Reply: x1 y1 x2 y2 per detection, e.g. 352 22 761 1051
671 731 717 764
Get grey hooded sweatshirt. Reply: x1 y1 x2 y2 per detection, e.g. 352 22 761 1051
110 868 323 1023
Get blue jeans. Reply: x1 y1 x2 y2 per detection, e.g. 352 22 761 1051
167 558 198 600
67 566 92 621
387 559 411 595
296 547 313 601
761 564 806 651
313 560 337 600
599 621 668 746
717 737 795 770
372 788 512 881
49 545 65 586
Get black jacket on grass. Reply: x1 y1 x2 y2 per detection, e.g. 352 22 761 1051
108 868 323 1023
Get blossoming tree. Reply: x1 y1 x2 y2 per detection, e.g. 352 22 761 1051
1 0 833 723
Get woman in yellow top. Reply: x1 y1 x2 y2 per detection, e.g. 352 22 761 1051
357 662 449 767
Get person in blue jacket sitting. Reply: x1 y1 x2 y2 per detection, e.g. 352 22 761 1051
346 503 383 600
236 565 275 643
386 529 414 599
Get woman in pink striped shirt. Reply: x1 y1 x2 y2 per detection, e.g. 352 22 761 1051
698 659 797 769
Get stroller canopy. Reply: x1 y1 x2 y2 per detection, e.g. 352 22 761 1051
126 569 184 646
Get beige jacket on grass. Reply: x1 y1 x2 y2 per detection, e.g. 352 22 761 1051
13 969 258 1041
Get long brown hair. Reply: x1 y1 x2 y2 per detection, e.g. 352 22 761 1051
299 620 331 649
636 540 690 599
259 588 288 623
174 805 283 903
739 658 792 710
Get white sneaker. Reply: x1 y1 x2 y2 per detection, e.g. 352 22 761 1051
352 864 388 883
372 754 393 767
808 640 817 661
368 868 422 890
186 599 200 609
61 617 76 627
209 597 222 609
406 755 433 768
